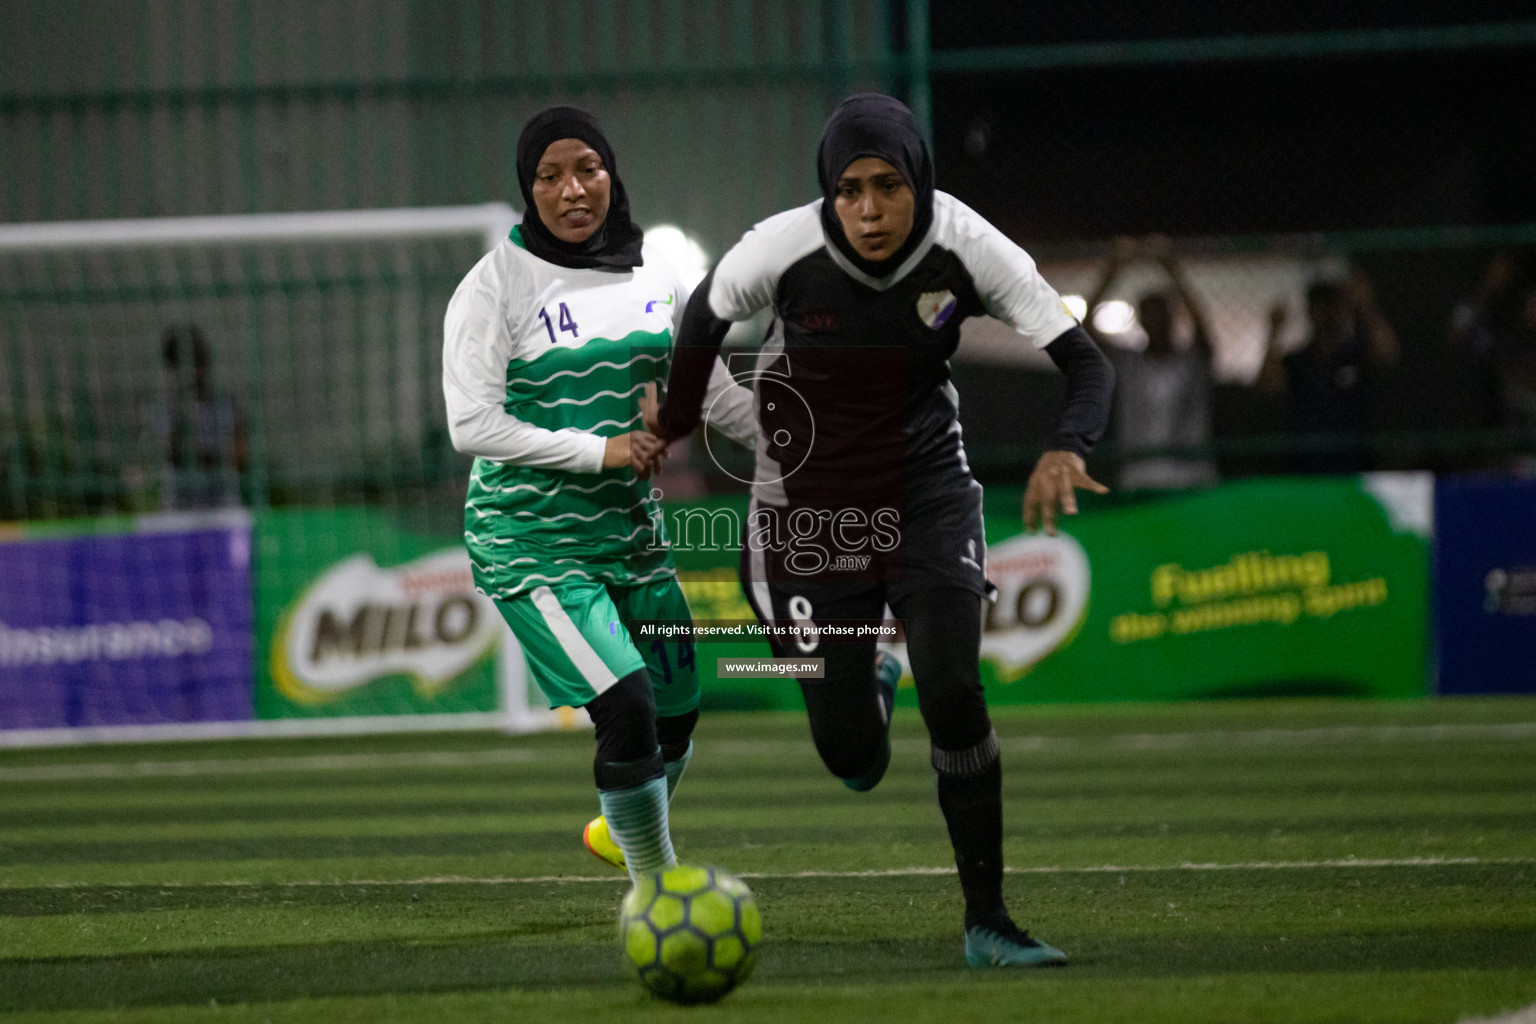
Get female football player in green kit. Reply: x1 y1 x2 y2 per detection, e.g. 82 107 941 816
443 106 752 880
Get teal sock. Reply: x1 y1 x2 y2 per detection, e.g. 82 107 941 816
598 776 676 879
663 740 693 802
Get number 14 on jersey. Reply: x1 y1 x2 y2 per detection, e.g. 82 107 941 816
538 302 580 344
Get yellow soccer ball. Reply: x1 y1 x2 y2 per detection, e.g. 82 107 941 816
619 863 762 1004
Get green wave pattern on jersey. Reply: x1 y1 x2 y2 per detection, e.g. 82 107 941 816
465 330 675 598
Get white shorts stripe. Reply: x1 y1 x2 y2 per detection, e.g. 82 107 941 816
743 499 774 623
529 585 619 695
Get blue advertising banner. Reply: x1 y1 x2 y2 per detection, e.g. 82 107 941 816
1435 476 1536 694
0 525 255 729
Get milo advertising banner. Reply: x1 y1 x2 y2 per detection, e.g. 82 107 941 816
966 473 1431 701
253 475 1430 720
255 508 512 719
661 476 1430 706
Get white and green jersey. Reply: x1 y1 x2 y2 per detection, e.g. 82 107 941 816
443 226 751 600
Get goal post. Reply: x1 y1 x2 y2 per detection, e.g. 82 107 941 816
0 205 578 748
0 205 520 255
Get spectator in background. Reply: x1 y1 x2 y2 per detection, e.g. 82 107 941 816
157 325 247 509
1086 234 1219 490
1258 269 1398 474
1449 252 1536 470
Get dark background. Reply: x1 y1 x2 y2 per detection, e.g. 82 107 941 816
922 2 1536 239
886 3 1536 481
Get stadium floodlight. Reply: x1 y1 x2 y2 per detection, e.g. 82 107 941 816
1092 299 1137 335
0 204 581 749
644 224 710 290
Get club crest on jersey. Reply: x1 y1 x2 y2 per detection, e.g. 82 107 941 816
916 290 957 330
795 310 837 331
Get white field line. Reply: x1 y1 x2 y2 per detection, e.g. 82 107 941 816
14 856 1533 890
0 748 540 783
725 722 1536 758
1460 1004 1536 1024
1095 722 1536 750
2 721 1533 784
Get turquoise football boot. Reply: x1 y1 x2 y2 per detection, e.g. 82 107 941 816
964 914 1069 968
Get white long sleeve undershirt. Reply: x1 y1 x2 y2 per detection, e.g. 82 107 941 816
443 245 754 473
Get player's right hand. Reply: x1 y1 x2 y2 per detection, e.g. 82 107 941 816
640 382 663 435
1023 450 1109 535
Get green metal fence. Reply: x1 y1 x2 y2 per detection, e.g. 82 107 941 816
2 1 1535 523
8 2 1534 242
0 0 901 259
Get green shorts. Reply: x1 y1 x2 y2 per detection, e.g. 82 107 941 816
493 575 699 717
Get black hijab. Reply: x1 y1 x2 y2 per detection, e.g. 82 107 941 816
816 94 936 278
514 106 644 270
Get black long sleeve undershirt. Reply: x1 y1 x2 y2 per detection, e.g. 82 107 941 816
1042 324 1116 457
656 268 731 442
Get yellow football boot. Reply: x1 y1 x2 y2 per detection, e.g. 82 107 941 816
582 815 626 870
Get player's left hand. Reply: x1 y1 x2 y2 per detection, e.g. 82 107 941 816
628 430 668 480
1023 450 1108 535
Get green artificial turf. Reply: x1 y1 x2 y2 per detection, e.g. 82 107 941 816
1 697 1534 1023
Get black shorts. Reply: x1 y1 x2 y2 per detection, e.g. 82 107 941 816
739 483 991 655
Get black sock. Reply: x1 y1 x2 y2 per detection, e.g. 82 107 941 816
936 757 1007 929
